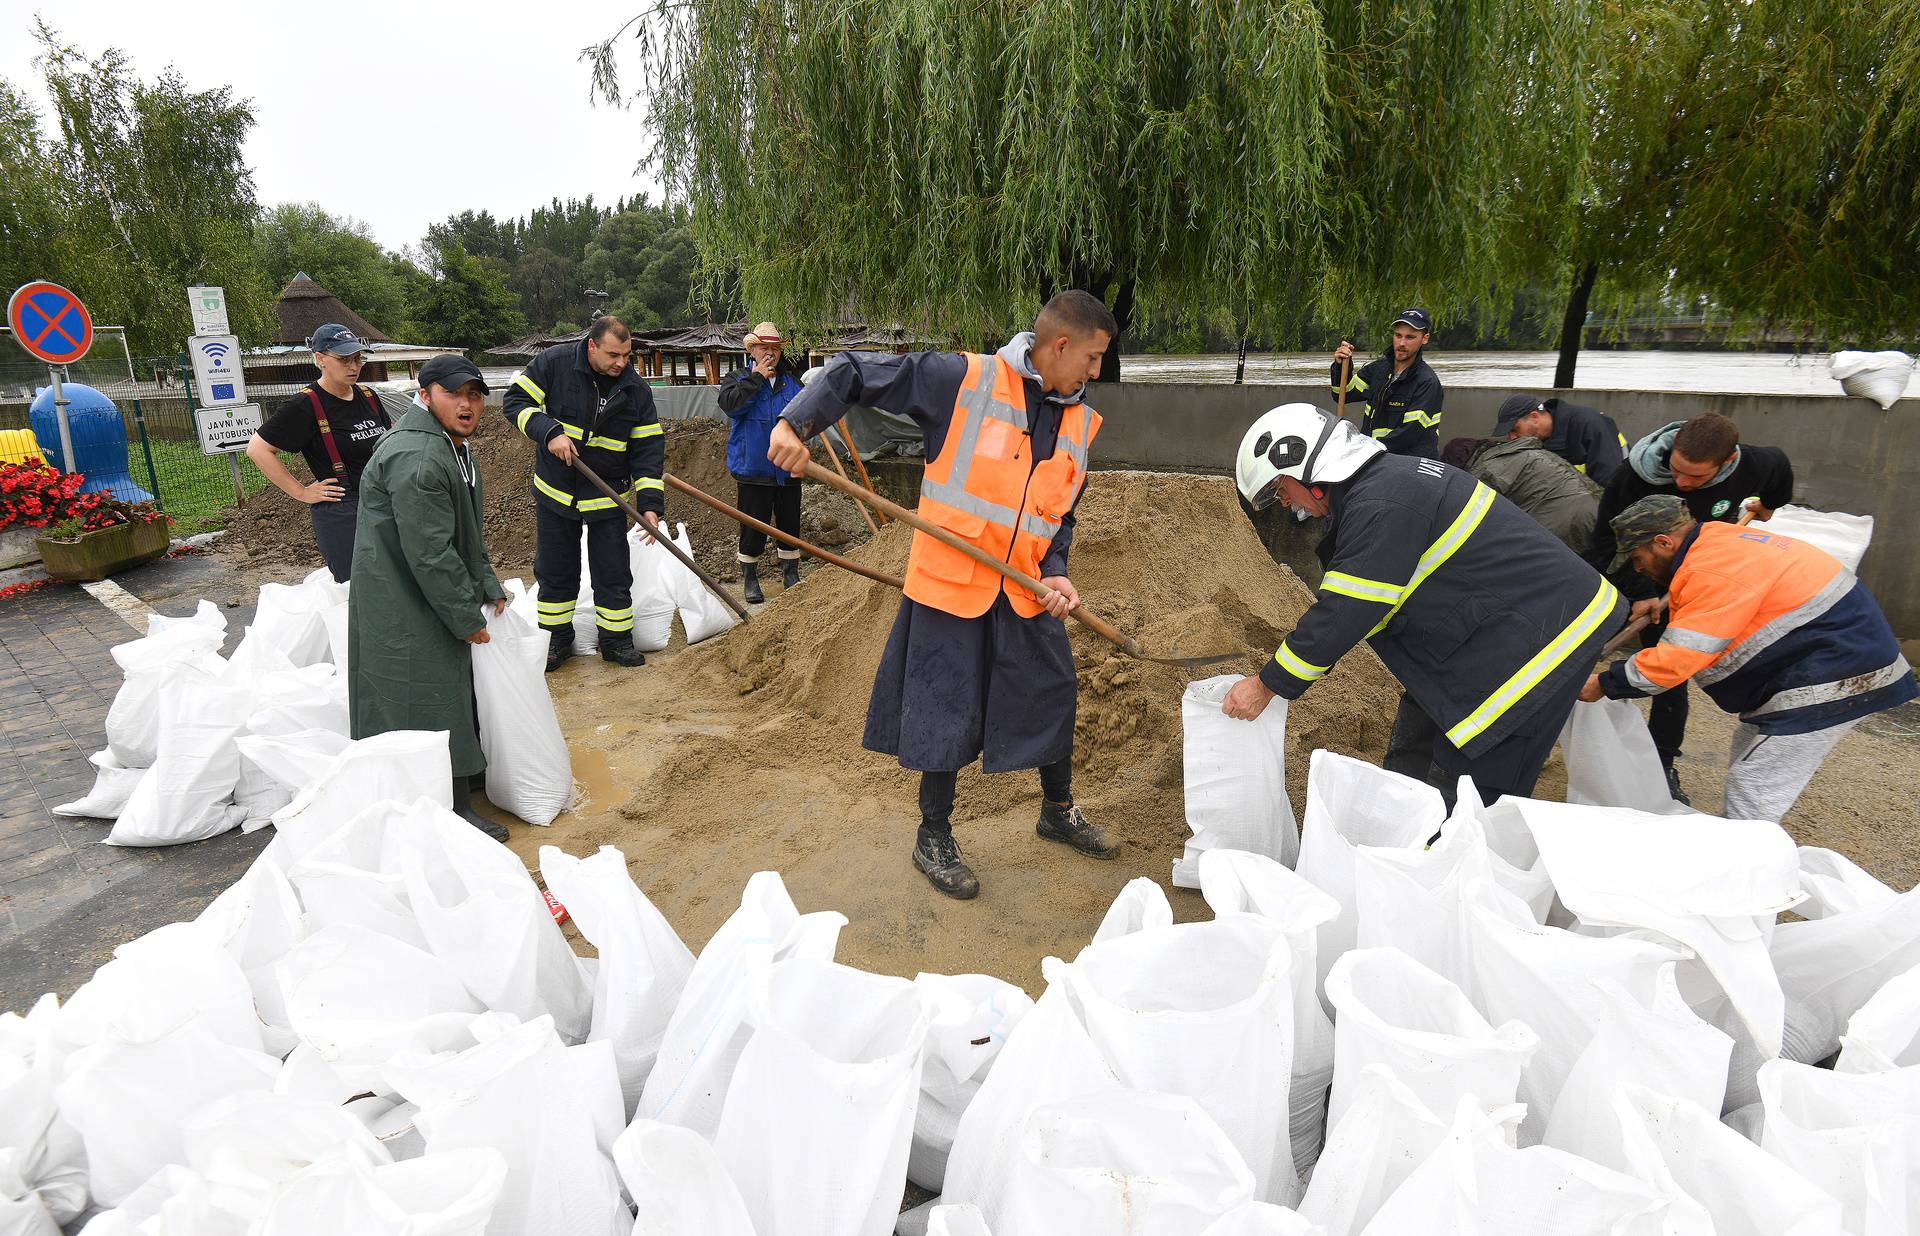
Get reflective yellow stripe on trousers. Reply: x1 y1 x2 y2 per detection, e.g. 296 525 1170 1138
1445 577 1620 747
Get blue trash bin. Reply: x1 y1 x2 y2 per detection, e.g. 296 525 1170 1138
29 382 156 503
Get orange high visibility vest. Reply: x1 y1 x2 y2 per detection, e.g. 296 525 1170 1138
905 353 1101 619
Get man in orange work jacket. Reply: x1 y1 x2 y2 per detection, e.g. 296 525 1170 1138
1582 495 1915 823
767 291 1120 899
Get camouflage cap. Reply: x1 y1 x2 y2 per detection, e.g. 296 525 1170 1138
1609 494 1692 573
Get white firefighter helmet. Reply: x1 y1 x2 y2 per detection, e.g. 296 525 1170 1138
1235 403 1383 509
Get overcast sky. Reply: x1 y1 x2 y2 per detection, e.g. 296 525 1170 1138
4 1 659 251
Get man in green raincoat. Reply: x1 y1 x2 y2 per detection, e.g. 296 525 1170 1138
348 354 511 840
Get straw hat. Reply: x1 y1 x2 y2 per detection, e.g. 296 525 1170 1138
743 321 784 348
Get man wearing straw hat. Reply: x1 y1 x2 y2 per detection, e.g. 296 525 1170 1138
717 321 807 603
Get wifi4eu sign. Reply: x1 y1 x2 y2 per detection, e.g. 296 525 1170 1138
189 333 246 407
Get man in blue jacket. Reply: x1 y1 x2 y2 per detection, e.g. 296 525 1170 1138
716 321 805 603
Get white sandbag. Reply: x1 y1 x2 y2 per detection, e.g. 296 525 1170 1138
264 730 453 865
232 580 333 671
390 799 592 1040
1297 1066 1474 1236
180 1091 392 1221
716 959 929 1236
1512 798 1801 1060
385 1014 627 1236
1196 849 1339 1179
1541 965 1734 1164
926 1205 992 1236
908 973 1035 1192
538 845 694 1115
246 661 349 738
1323 948 1537 1137
1356 1101 1693 1236
233 729 353 834
50 750 142 820
248 1150 508 1236
106 656 251 847
1294 751 1443 991
1773 877 1920 1065
1838 962 1920 1072
284 799 431 947
1174 677 1296 887
1558 699 1678 814
626 524 678 653
1199 1203 1324 1235
55 920 266 1057
1605 1084 1843 1236
640 871 846 1139
1830 348 1915 410
1758 1057 1920 1235
612 1120 756 1236
664 522 739 644
1797 845 1898 919
997 1090 1257 1236
1763 504 1875 573
571 531 602 656
70 1165 224 1236
104 604 227 768
1472 797 1556 920
196 857 307 1057
1463 906 1694 1146
474 605 575 825
1090 877 1172 943
0 1054 86 1234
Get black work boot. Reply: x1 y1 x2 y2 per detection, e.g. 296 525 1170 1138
544 629 575 673
1663 762 1692 806
1037 799 1120 858
453 776 510 842
599 633 646 667
741 563 765 604
912 825 980 900
781 558 801 589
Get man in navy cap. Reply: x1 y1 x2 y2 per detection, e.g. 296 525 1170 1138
1492 393 1627 486
1331 309 1445 459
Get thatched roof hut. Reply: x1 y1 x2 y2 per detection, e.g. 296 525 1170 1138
272 273 391 346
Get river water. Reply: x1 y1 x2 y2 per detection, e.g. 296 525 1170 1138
1122 349 1918 397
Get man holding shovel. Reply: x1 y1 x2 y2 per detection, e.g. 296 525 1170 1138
767 290 1119 899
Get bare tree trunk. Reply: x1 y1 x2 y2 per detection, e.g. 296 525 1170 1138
1098 275 1135 383
1554 260 1599 388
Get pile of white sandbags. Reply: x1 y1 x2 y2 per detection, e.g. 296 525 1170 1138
561 521 736 656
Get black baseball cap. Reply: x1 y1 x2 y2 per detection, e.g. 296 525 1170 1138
1493 393 1548 434
417 355 489 393
1392 308 1432 333
309 323 370 356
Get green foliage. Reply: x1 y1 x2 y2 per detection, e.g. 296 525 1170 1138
254 203 422 336
582 198 710 329
410 243 527 352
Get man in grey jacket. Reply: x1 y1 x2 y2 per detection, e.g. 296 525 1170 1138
1442 435 1601 553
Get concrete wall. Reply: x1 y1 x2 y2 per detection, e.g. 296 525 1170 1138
1086 381 1920 635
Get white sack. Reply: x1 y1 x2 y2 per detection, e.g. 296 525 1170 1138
1605 1085 1843 1236
50 750 143 820
539 845 694 1116
640 871 845 1139
1763 504 1875 574
926 1205 992 1236
997 1090 1256 1236
908 973 1035 1192
474 605 575 825
106 657 251 847
245 661 349 739
1297 1065 1466 1236
235 570 339 669
1294 750 1442 992
1830 349 1915 410
1199 1203 1325 1235
196 857 307 1056
1558 699 1679 814
571 531 602 655
715 959 929 1236
0 1055 86 1233
1090 877 1172 944
264 730 452 866
612 1120 756 1236
1797 845 1899 919
1175 677 1296 887
663 523 739 643
55 920 265 1057
1758 1057 1920 1236
1196 849 1339 1179
104 604 226 768
1838 962 1920 1073
248 1150 508 1236
1324 948 1537 1137
626 524 678 653
233 729 352 835
284 799 433 947
1773 877 1920 1065
178 1091 392 1222
384 1014 628 1236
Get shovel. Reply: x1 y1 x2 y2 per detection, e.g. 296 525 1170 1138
664 472 903 589
798 460 1248 667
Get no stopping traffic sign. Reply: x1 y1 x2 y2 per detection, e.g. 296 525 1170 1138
7 282 94 365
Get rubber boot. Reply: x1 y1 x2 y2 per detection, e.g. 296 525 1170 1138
1036 799 1120 858
912 824 980 899
1663 762 1692 806
599 632 646 667
544 629 575 673
453 775 509 842
741 563 765 604
781 558 801 589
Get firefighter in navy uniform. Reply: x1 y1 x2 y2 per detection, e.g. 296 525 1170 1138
1222 404 1627 806
1330 308 1445 459
501 316 666 671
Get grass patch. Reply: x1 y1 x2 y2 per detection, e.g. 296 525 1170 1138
138 437 275 534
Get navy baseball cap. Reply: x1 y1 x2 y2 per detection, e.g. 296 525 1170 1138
417 355 490 393
309 323 370 356
1392 308 1432 333
1493 393 1547 434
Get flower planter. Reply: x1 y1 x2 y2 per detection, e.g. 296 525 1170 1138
0 526 40 571
36 519 171 582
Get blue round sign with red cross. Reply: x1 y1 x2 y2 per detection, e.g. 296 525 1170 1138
8 281 94 365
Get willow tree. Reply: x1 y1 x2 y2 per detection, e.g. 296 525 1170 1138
588 0 1596 377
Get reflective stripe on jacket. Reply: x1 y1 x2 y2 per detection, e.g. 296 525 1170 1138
1261 453 1623 756
905 352 1100 620
499 339 665 521
1331 354 1443 459
1602 522 1917 735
